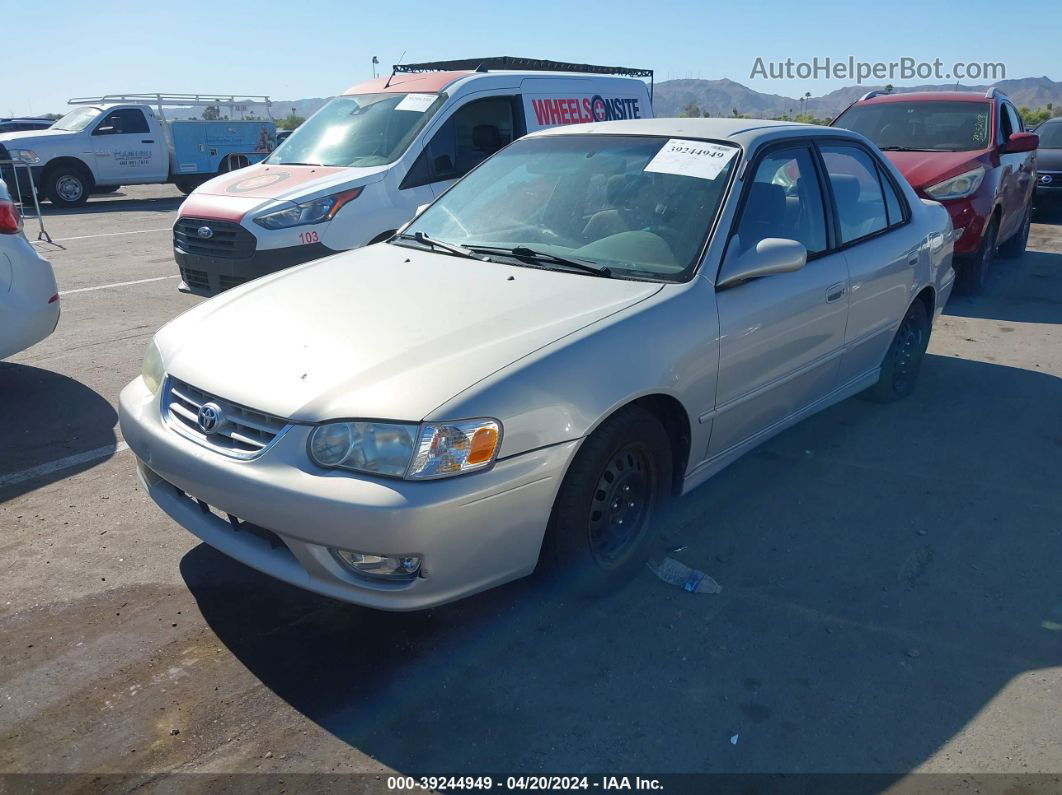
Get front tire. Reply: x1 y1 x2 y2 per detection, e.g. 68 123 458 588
539 405 672 593
863 298 931 403
955 216 997 295
997 206 1031 259
45 166 92 208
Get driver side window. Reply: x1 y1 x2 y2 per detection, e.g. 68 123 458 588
93 108 149 136
408 97 516 187
731 146 827 257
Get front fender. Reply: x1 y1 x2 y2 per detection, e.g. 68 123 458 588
428 279 720 474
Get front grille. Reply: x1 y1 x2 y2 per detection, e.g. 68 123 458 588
218 274 248 291
162 376 290 460
1038 171 1062 185
179 266 210 291
173 217 256 259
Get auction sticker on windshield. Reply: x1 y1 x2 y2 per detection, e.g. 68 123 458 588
644 139 737 180
395 93 438 112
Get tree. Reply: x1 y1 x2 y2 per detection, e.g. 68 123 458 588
679 102 702 118
884 84 894 94
1018 106 1050 127
276 113 305 130
202 103 221 121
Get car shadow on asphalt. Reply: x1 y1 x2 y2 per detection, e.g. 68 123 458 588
0 362 118 500
40 195 184 217
944 248 1062 325
181 354 1062 775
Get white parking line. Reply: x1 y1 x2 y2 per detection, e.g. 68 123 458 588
50 227 172 243
59 275 179 295
0 442 130 488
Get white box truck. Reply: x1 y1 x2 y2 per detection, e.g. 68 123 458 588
0 94 277 208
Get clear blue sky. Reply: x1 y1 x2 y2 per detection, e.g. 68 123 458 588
7 0 1060 116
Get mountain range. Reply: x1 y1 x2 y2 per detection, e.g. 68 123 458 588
272 76 1062 123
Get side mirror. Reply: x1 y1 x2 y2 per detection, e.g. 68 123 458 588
1003 132 1038 154
717 238 807 289
433 154 455 175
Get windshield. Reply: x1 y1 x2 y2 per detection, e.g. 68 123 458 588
833 101 992 152
1036 122 1062 149
266 93 443 167
50 107 102 132
402 134 738 281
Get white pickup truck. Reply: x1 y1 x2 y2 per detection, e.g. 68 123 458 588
0 94 277 208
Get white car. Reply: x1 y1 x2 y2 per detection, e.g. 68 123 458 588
0 179 59 359
120 118 953 611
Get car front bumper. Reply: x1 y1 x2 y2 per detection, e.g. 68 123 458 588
174 241 334 297
118 376 580 610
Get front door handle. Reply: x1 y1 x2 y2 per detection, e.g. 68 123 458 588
141 139 154 144
825 283 846 303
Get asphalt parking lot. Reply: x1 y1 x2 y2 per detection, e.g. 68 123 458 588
1 186 1060 782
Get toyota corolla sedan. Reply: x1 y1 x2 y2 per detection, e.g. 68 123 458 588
119 118 954 610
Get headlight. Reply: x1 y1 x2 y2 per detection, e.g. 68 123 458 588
252 187 363 229
925 166 985 200
308 418 501 479
8 149 40 164
141 339 165 395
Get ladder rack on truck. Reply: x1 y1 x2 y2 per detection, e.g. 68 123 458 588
67 94 274 121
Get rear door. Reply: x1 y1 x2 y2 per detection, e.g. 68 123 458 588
708 142 850 459
90 107 166 184
816 141 918 383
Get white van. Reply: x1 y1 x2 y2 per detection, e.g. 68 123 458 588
173 57 653 295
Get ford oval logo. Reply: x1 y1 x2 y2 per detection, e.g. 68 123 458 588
197 225 214 239
197 402 223 434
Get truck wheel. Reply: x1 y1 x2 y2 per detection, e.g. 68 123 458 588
955 217 997 296
175 180 199 195
539 405 672 594
45 166 92 208
862 298 931 403
997 207 1031 259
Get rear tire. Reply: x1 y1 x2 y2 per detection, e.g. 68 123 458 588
997 206 1031 259
539 405 672 594
863 298 931 403
955 216 997 295
175 179 200 195
45 166 92 208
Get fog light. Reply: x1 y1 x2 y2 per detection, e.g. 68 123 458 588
331 548 421 581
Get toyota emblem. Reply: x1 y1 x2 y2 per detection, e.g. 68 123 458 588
197 402 224 434
1042 174 1054 185
197 225 214 239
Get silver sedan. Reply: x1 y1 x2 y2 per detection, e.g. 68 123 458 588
119 118 955 609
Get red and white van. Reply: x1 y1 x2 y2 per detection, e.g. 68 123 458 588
174 57 654 295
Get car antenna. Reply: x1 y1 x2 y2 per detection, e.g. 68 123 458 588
384 50 407 89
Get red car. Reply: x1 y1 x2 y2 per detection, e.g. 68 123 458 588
832 89 1038 294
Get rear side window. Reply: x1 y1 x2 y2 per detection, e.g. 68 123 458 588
819 145 889 244
732 145 827 256
879 166 907 227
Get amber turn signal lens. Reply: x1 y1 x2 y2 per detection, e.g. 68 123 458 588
467 427 499 465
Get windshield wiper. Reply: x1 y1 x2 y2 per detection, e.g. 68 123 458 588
467 245 612 277
879 146 935 152
394 231 483 260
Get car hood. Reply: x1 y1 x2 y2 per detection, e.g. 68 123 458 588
1036 148 1062 171
882 150 986 190
0 129 70 147
158 244 661 422
193 162 389 202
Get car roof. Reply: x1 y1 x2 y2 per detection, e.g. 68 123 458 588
528 116 861 148
857 91 992 105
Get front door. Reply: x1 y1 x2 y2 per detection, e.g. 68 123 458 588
90 108 166 184
708 143 850 459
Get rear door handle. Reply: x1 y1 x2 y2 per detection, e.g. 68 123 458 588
826 283 846 303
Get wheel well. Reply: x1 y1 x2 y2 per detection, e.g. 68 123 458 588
631 394 691 495
913 285 935 317
43 156 93 182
